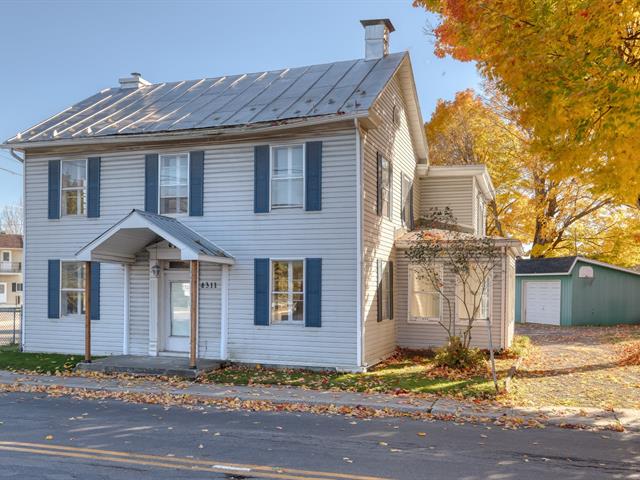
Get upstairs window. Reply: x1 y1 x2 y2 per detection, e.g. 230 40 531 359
160 154 189 215
271 145 304 208
271 260 304 323
61 160 87 216
61 261 85 316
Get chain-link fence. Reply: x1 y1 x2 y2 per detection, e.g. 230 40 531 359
0 307 21 346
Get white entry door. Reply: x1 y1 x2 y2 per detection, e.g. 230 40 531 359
524 280 561 325
0 283 6 304
163 272 191 352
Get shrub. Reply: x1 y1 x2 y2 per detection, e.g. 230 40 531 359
499 335 532 359
433 336 486 370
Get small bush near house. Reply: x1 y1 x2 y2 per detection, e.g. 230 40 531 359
433 337 486 370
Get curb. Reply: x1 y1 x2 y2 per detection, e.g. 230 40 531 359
0 371 637 433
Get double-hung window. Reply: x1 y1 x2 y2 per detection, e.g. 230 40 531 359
409 267 442 323
271 145 304 208
457 269 490 321
61 261 85 316
271 260 304 323
61 160 87 216
159 153 189 215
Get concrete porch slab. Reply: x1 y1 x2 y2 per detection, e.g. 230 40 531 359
75 355 222 379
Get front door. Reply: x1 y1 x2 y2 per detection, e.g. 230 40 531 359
164 272 191 352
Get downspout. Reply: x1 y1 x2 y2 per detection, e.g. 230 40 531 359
220 264 229 360
355 119 363 369
501 246 507 348
11 149 26 350
123 264 130 354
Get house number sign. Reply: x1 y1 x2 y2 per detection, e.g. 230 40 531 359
200 281 216 289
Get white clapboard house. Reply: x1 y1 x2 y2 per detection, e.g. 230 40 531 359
2 19 521 371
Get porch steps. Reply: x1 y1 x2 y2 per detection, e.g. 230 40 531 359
75 355 222 379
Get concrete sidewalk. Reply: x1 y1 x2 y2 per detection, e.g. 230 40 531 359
0 370 638 432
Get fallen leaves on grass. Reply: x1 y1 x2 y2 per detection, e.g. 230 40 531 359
617 341 640 366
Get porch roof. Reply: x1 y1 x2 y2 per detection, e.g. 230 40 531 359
75 209 234 265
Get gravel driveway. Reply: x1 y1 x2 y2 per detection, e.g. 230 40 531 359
508 323 640 409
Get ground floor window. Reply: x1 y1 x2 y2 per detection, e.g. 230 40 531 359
61 261 85 316
457 270 490 321
271 260 304 323
409 267 441 322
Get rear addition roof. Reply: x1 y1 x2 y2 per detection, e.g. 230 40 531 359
6 53 406 146
0 234 23 249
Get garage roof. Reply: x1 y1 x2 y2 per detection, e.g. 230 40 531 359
516 256 577 275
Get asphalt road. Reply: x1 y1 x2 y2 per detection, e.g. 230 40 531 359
0 392 637 479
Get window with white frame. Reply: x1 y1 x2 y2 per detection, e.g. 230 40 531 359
457 269 490 321
409 267 441 323
271 145 304 208
271 260 304 323
159 153 189 214
61 159 87 216
0 283 6 304
1 251 10 262
61 261 85 316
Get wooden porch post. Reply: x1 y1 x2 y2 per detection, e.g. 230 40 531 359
189 260 198 369
84 261 92 363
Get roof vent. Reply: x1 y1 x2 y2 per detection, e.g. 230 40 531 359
119 72 151 89
360 19 395 60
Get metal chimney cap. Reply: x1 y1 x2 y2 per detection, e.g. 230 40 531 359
360 19 395 32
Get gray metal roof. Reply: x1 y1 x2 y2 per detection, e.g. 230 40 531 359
7 52 406 145
133 210 232 259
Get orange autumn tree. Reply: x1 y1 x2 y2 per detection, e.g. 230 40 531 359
414 0 640 206
426 89 640 265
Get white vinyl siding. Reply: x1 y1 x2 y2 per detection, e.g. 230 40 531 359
420 176 474 228
23 127 358 368
362 77 416 366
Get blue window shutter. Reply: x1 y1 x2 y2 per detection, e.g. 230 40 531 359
189 151 204 216
254 145 270 213
48 259 60 319
376 153 382 217
87 157 101 218
48 160 60 219
376 259 382 322
90 262 100 320
254 258 270 325
305 141 322 211
305 258 322 327
145 154 159 213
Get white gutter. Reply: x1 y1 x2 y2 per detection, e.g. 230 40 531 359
355 119 363 368
220 264 229 361
501 246 507 349
123 264 130 354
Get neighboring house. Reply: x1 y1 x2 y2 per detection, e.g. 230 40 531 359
516 256 640 326
0 234 23 306
2 19 520 371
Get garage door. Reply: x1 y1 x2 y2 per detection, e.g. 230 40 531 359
524 281 561 325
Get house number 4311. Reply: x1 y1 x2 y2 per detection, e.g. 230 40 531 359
200 281 216 289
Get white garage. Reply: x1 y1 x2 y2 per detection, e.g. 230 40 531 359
523 280 561 325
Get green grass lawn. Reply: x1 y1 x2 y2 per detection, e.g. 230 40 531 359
206 349 515 399
0 345 84 374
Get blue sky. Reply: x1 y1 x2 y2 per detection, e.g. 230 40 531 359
0 0 481 210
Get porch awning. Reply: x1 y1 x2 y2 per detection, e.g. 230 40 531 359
75 209 234 265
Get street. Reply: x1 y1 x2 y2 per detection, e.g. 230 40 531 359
0 392 637 479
